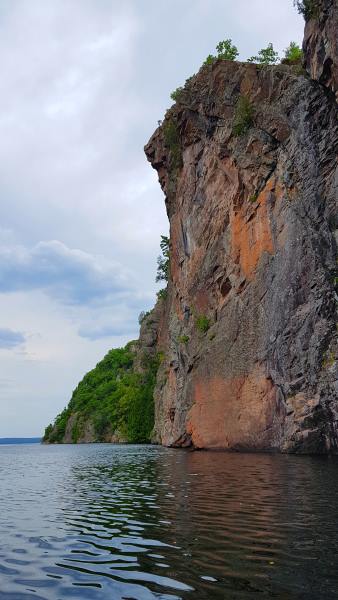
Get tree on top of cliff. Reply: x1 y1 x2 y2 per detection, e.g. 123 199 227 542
248 43 279 65
203 38 239 65
171 39 238 102
156 235 170 283
283 41 303 63
293 0 319 20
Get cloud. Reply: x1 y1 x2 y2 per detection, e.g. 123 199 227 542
0 328 25 349
78 322 137 341
0 239 132 305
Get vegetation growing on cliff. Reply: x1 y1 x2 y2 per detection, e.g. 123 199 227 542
195 314 211 334
171 32 304 105
204 38 239 65
294 0 319 20
163 120 182 173
43 343 159 444
284 42 303 63
138 310 151 324
156 235 170 283
170 87 184 102
233 96 254 136
248 43 279 65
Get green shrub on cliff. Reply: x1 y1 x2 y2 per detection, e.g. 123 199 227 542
43 344 159 444
195 314 211 333
178 334 189 344
233 96 254 137
294 0 318 20
203 38 239 65
284 42 303 63
171 86 184 102
248 43 279 65
163 120 182 172
156 235 170 283
157 288 168 301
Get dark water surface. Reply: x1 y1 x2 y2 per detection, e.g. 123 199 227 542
1 445 338 599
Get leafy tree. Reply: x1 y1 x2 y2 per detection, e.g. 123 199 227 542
204 38 239 65
293 0 318 20
248 43 279 65
284 41 303 62
216 39 239 61
170 86 184 102
156 235 170 283
204 54 215 66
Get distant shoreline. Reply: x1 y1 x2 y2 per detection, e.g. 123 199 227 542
0 438 41 445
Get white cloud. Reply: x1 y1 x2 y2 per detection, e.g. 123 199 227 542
0 239 132 304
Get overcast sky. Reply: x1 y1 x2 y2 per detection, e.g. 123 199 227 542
0 0 304 437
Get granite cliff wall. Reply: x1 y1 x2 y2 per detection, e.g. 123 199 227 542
145 0 338 453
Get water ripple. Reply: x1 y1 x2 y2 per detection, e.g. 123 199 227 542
1 444 338 598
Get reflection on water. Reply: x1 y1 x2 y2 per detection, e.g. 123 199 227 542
0 444 338 599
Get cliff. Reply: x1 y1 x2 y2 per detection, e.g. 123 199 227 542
44 1 337 452
145 0 338 453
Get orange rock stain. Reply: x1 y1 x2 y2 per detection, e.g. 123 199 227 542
231 179 275 280
186 366 278 449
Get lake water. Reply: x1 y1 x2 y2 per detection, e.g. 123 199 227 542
0 444 338 599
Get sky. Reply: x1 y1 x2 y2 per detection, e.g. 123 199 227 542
0 0 304 437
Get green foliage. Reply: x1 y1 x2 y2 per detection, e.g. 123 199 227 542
43 424 53 442
248 43 279 65
157 351 166 364
233 96 254 137
43 344 160 444
249 193 258 202
195 314 211 333
43 408 70 443
322 350 335 369
204 54 216 66
71 418 82 443
156 235 170 283
204 38 239 65
178 334 189 344
284 41 303 63
170 76 195 104
163 120 182 172
170 86 184 102
293 0 318 20
138 310 151 325
156 288 168 301
216 39 239 61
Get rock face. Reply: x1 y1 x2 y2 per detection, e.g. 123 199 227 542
303 0 338 96
145 6 338 452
